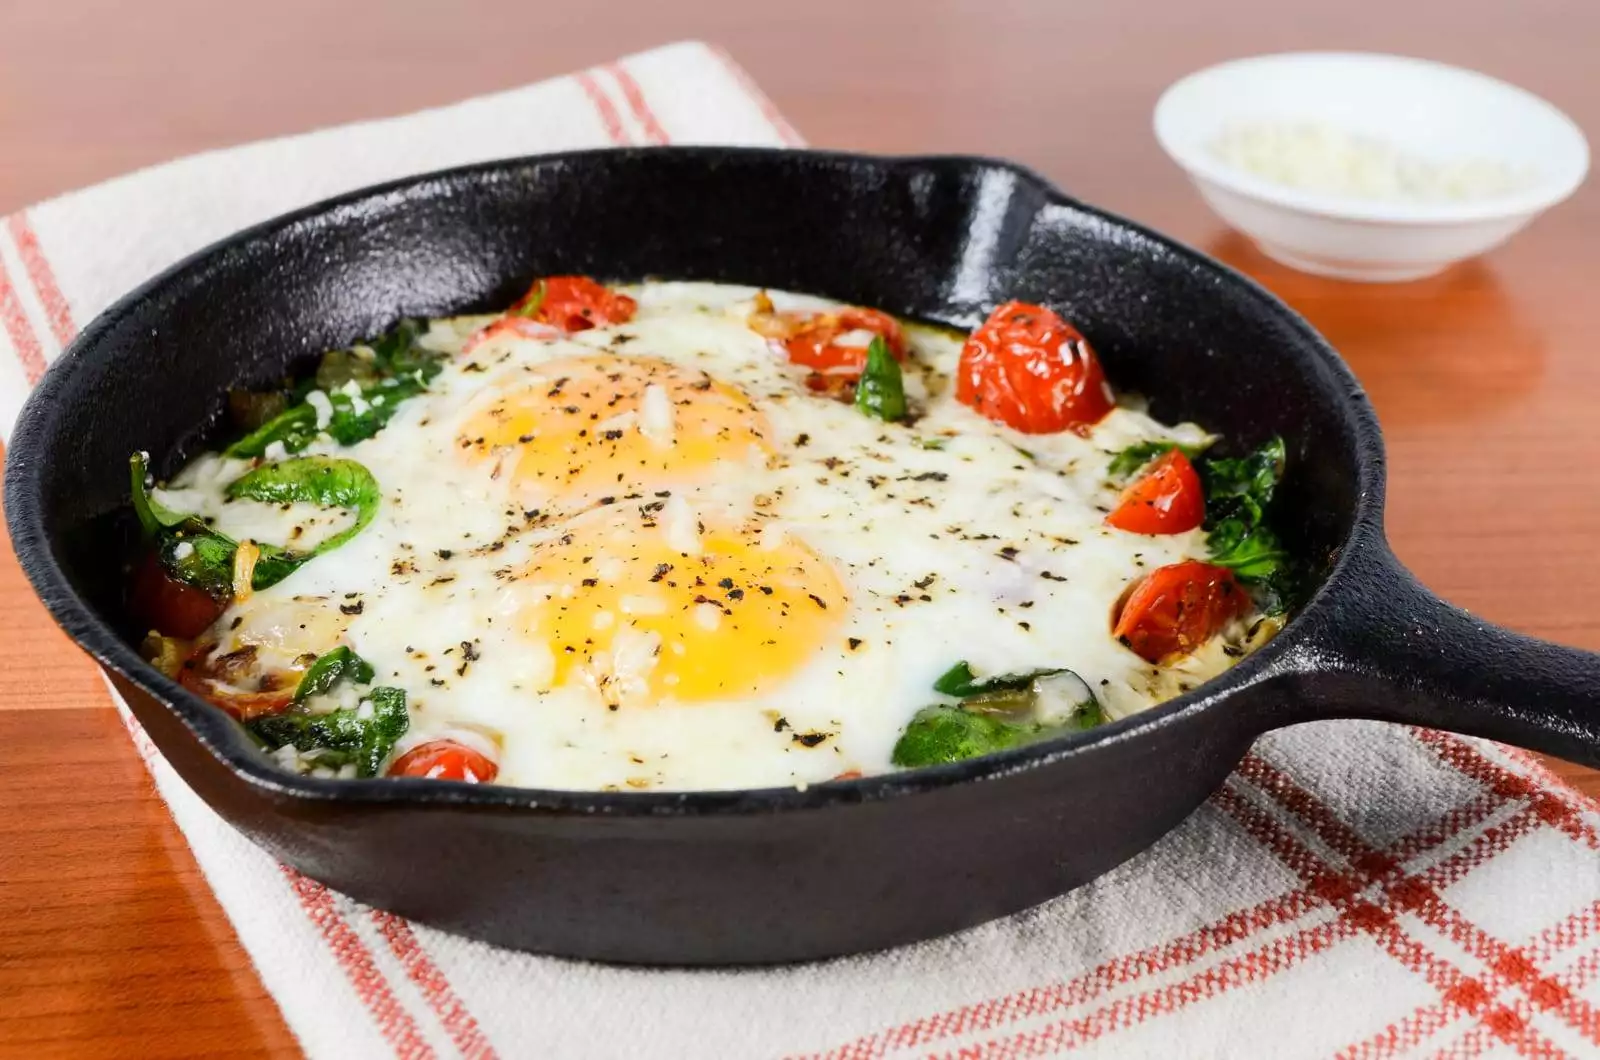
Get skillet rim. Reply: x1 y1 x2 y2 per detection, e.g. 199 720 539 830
3 145 1387 816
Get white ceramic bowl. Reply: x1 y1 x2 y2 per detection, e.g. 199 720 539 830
1154 52 1589 282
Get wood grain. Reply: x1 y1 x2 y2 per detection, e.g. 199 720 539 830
0 0 1596 1055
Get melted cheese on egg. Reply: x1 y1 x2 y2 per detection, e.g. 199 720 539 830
167 283 1228 792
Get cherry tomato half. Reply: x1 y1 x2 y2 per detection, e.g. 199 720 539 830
1112 560 1248 663
512 276 637 333
388 740 499 783
782 307 907 378
129 550 226 639
1105 450 1205 535
955 300 1113 434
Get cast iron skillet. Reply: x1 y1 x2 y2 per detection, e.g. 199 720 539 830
9 148 1600 966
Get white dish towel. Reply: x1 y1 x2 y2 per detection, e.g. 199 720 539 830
4 40 1600 1060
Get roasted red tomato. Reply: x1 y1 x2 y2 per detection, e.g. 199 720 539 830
748 294 907 386
1113 561 1248 663
1106 450 1205 535
462 315 563 353
129 550 225 639
955 300 1113 434
388 740 499 783
783 308 906 377
176 641 303 720
178 643 298 721
512 276 637 333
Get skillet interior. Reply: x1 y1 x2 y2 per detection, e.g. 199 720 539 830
5 148 1375 962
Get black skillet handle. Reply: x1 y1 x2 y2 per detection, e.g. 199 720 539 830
1285 536 1600 767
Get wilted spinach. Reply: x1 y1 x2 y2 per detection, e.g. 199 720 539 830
893 664 1104 768
225 318 444 458
249 684 409 778
854 335 907 422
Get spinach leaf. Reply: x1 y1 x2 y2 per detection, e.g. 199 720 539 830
892 706 1033 767
131 452 380 596
854 335 907 422
132 452 237 596
933 661 1065 698
1200 436 1285 529
1196 437 1289 587
130 452 194 536
224 404 319 459
323 376 428 446
225 456 379 558
293 646 377 702
158 530 237 597
369 317 442 383
223 318 443 458
248 543 309 590
1108 439 1209 481
249 685 409 778
898 665 1104 767
1207 520 1289 580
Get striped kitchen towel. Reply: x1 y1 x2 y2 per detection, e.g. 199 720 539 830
4 39 1600 1060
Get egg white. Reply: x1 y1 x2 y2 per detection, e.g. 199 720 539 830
162 282 1237 791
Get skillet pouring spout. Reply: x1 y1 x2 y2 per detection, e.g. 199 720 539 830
1282 532 1600 766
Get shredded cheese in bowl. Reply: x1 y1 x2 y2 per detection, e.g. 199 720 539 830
1209 120 1533 203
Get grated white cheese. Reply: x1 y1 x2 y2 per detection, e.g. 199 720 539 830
172 540 195 561
619 594 668 616
305 389 334 429
1210 120 1530 203
661 494 700 555
639 383 675 447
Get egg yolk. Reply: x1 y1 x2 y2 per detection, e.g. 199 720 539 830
518 508 845 704
458 355 772 504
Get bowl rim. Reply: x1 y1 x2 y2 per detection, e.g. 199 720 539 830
3 145 1383 818
1153 50 1591 226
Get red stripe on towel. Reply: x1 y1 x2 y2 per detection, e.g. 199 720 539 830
0 257 47 384
7 212 76 346
575 69 630 146
283 870 439 1059
373 910 500 1060
605 61 670 145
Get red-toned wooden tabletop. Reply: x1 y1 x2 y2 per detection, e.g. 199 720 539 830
1 1 1596 1056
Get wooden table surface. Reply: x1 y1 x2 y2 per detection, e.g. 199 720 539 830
2 1 1597 1056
